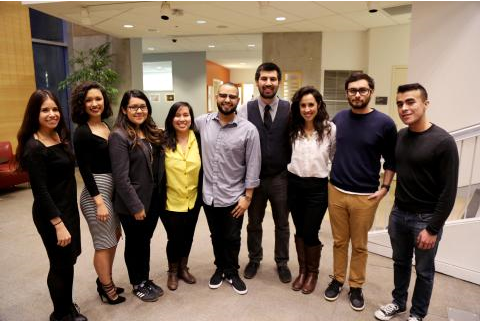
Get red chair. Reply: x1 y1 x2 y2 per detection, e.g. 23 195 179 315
0 141 29 189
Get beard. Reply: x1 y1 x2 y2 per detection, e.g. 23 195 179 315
348 95 371 109
259 85 278 99
217 102 237 115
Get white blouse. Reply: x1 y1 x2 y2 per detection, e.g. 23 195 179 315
287 122 336 178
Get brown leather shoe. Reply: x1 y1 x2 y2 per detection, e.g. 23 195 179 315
178 257 196 284
302 243 322 294
292 236 306 291
167 262 179 291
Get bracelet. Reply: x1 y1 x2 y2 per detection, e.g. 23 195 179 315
53 220 63 226
381 184 390 192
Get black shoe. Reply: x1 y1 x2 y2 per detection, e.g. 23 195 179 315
209 269 224 289
97 281 126 305
349 287 365 311
146 279 164 297
226 274 248 295
70 303 87 321
243 261 260 279
133 281 160 302
96 277 124 295
324 276 343 301
277 265 292 283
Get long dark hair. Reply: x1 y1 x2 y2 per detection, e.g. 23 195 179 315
16 89 71 170
114 89 163 147
70 81 112 125
164 101 197 151
289 86 331 144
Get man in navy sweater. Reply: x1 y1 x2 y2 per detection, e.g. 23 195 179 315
324 72 397 311
374 83 458 321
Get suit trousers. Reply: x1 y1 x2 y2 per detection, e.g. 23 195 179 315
246 170 290 266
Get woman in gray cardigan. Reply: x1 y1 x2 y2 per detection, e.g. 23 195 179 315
109 90 165 302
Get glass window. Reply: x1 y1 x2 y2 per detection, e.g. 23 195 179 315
29 8 65 42
143 61 173 91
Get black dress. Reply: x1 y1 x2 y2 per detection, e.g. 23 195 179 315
24 138 81 266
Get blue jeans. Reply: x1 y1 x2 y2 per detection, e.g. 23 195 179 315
388 206 443 318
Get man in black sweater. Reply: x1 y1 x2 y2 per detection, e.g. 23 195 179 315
374 83 459 321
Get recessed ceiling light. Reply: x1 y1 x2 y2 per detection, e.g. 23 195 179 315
248 44 256 48
147 47 155 51
239 62 246 65
275 17 286 21
208 45 215 48
123 24 134 28
196 20 207 24
216 25 228 29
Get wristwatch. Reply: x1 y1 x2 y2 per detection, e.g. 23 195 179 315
381 184 390 192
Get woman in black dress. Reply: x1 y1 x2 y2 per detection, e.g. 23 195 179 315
109 90 164 302
16 90 87 321
71 81 125 304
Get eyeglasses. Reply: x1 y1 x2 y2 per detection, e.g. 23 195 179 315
218 93 239 100
127 104 148 112
347 88 371 96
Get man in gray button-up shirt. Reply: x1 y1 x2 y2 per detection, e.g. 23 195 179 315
195 82 261 295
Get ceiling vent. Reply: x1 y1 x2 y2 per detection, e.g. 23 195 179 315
383 4 412 16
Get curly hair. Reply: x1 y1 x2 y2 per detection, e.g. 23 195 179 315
114 89 163 147
164 101 197 152
289 86 331 144
70 81 112 124
16 89 72 170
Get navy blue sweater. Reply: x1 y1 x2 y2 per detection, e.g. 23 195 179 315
330 109 397 193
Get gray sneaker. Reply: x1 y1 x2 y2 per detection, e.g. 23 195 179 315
374 303 406 320
133 281 160 302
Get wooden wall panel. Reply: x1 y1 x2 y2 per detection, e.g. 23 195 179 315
0 2 36 149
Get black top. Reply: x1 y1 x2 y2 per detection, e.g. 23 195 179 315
24 138 81 260
330 109 397 193
394 124 459 235
74 123 112 197
247 99 291 178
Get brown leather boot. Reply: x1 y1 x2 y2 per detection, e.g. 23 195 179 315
178 257 196 284
292 236 306 291
167 262 179 291
302 243 322 294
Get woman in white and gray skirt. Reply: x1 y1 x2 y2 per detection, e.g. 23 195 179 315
71 81 125 305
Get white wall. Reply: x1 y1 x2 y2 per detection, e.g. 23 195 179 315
321 31 368 72
368 24 410 113
230 68 259 98
143 52 206 127
409 2 480 131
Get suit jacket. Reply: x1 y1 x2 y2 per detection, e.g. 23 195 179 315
109 128 165 215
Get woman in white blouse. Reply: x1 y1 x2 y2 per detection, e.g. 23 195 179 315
287 86 336 295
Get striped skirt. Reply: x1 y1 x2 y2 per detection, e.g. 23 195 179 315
80 173 120 250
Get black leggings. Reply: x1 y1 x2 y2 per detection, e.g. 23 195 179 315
160 206 200 263
47 264 74 319
288 173 328 246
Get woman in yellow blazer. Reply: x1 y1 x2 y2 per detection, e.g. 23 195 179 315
160 101 203 291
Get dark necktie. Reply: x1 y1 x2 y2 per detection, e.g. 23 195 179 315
264 105 272 130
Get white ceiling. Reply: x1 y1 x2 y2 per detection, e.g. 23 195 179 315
26 1 411 69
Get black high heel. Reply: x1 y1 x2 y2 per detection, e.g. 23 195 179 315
97 278 124 295
97 281 126 305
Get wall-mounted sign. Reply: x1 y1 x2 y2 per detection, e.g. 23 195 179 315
375 96 388 105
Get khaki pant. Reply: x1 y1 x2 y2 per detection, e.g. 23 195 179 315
328 183 379 288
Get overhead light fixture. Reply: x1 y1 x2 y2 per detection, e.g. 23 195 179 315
147 47 155 51
248 44 256 48
196 20 207 24
239 62 246 65
208 45 215 48
275 16 286 21
160 1 171 20
123 24 134 28
367 1 379 13
80 7 91 26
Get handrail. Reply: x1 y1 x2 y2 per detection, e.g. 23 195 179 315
450 123 480 141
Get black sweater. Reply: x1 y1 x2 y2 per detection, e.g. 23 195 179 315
394 124 459 235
